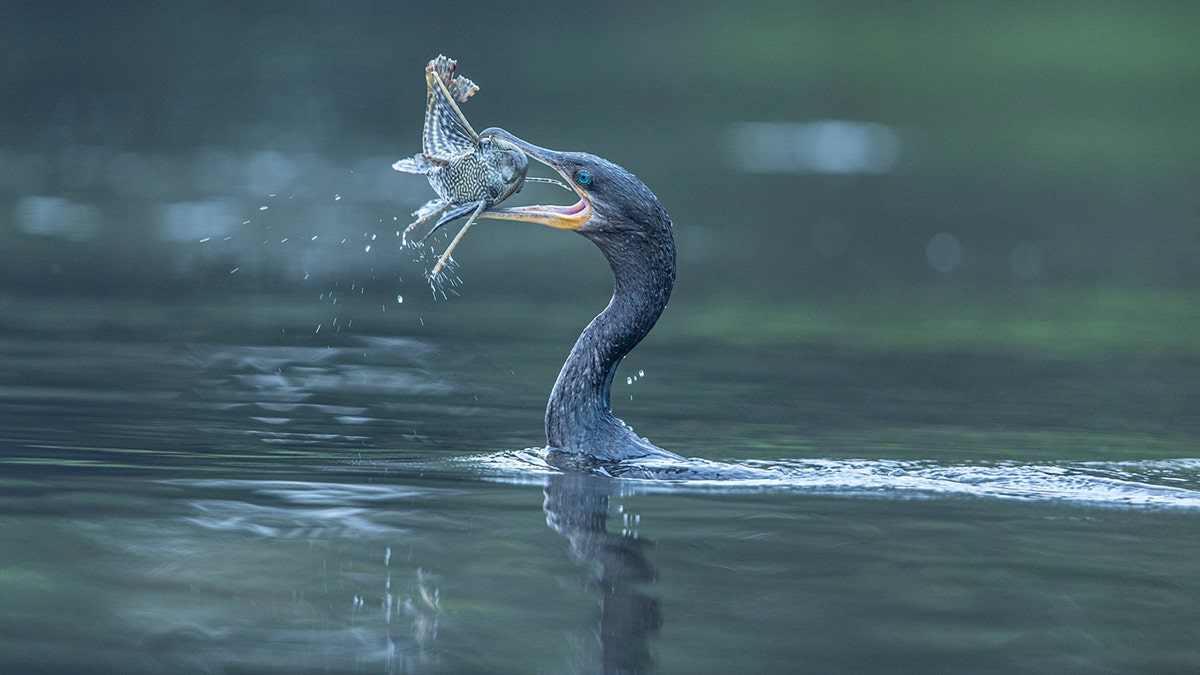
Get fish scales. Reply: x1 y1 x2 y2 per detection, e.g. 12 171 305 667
393 55 528 277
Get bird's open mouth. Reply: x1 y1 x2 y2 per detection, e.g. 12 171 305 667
478 128 592 231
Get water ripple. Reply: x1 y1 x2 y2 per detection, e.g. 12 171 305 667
160 479 455 538
185 500 401 538
469 452 1200 510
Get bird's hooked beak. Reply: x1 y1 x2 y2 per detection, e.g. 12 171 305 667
477 127 592 231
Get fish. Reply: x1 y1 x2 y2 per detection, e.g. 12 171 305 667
392 55 531 277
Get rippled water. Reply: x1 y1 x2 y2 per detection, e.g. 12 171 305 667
2 292 1199 673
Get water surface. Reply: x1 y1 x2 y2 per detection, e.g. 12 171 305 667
1 291 1198 673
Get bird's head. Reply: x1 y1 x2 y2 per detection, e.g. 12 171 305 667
478 127 668 238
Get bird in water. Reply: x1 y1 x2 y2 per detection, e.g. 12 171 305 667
390 60 770 478
474 129 775 480
474 128 686 475
394 56 555 277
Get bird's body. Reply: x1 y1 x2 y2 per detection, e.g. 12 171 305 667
540 159 676 465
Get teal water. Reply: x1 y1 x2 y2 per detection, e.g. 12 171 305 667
1 291 1198 673
5 2 1200 671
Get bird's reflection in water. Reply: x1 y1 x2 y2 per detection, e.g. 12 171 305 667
544 472 662 673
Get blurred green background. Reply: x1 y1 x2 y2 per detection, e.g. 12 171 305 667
2 1 1198 323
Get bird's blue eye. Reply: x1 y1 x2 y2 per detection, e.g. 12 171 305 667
575 170 592 186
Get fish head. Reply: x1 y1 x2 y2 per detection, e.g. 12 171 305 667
479 134 529 204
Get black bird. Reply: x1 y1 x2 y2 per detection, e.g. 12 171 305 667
477 128 679 473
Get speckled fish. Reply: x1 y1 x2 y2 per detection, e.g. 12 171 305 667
393 55 529 277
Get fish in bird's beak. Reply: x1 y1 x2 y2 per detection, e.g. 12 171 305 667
393 56 536 277
477 128 593 232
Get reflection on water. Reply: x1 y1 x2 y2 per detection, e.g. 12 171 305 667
66 479 449 673
544 473 661 673
187 339 452 449
22 454 1196 673
18 474 662 673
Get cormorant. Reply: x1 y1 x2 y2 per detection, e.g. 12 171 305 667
478 128 678 473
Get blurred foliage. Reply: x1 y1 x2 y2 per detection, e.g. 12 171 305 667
0 1 1197 293
666 285 1200 357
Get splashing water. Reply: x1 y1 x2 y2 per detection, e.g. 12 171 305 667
467 452 1200 509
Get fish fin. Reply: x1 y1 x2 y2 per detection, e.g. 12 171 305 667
421 200 485 242
392 154 444 174
429 55 479 103
400 200 448 247
411 198 447 220
422 58 479 160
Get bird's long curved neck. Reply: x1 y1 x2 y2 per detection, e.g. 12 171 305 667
546 226 675 459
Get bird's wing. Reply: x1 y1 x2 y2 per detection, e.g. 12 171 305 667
422 56 479 161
